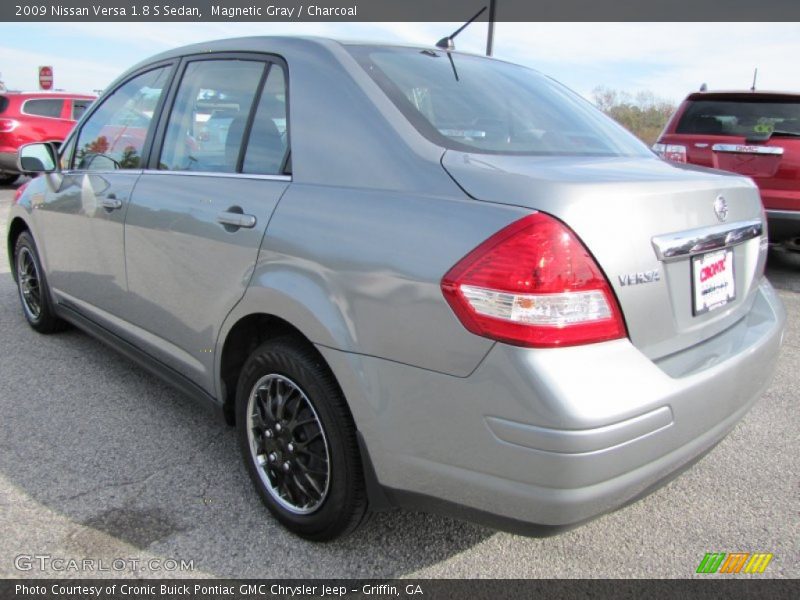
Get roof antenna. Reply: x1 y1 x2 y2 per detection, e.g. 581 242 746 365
436 6 487 51
486 0 497 56
699 83 707 92
751 68 758 91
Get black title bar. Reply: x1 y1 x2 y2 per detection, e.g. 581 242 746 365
4 0 800 22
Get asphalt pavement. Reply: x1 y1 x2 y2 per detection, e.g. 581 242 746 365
0 180 797 579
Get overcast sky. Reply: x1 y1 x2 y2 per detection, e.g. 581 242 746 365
1 22 799 102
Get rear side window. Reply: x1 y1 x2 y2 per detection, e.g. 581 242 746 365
0 96 8 114
71 99 92 121
75 66 170 171
158 59 265 173
676 99 800 137
23 98 64 118
242 64 289 175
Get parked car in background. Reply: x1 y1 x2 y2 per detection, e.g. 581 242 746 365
0 91 95 184
654 91 800 245
7 38 785 540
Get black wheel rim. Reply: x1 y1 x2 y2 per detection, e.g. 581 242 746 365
16 247 42 320
246 374 331 514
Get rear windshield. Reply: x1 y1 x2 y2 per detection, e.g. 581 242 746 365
676 99 800 137
348 46 651 157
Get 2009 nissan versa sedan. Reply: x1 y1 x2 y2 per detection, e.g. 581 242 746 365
8 37 786 541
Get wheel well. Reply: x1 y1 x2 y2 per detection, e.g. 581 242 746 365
7 218 29 282
219 314 318 425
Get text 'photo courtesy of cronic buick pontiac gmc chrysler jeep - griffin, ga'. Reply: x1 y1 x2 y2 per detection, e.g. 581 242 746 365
8 37 785 540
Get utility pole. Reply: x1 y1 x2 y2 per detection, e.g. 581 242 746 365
486 0 496 56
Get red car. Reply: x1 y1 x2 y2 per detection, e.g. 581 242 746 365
0 91 95 185
654 90 800 244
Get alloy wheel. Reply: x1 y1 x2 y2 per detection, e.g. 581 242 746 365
16 246 42 320
246 374 331 514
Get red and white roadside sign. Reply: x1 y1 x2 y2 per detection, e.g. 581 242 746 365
38 66 53 91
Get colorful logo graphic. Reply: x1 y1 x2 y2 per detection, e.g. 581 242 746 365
696 552 773 574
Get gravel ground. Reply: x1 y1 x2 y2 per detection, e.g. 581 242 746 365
0 180 797 579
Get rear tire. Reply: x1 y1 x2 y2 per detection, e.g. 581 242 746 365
236 337 368 541
14 231 68 333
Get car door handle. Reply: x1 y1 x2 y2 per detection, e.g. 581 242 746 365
100 194 123 210
217 210 257 229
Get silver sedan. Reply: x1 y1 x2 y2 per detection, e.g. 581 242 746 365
7 37 785 540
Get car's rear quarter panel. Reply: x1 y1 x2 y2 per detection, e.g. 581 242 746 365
228 184 530 377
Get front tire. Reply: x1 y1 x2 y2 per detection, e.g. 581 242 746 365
14 231 67 333
236 338 368 541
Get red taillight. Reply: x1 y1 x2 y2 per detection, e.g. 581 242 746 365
13 182 29 204
0 119 19 133
652 142 687 163
441 212 627 348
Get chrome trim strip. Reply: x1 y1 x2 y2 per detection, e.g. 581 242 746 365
50 169 290 182
61 169 143 176
712 143 784 156
652 219 763 262
141 169 291 182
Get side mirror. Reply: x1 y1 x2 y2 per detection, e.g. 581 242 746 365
18 142 59 173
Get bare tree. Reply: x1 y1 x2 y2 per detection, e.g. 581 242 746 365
592 86 676 146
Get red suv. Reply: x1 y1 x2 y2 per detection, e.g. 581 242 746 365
0 92 95 185
654 91 800 244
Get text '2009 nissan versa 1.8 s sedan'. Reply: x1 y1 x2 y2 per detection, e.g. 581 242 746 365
8 37 786 541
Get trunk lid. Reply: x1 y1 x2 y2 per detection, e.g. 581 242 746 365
441 151 768 359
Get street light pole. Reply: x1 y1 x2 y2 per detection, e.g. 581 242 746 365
486 0 496 56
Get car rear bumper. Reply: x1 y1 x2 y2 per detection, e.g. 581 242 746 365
320 278 785 529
